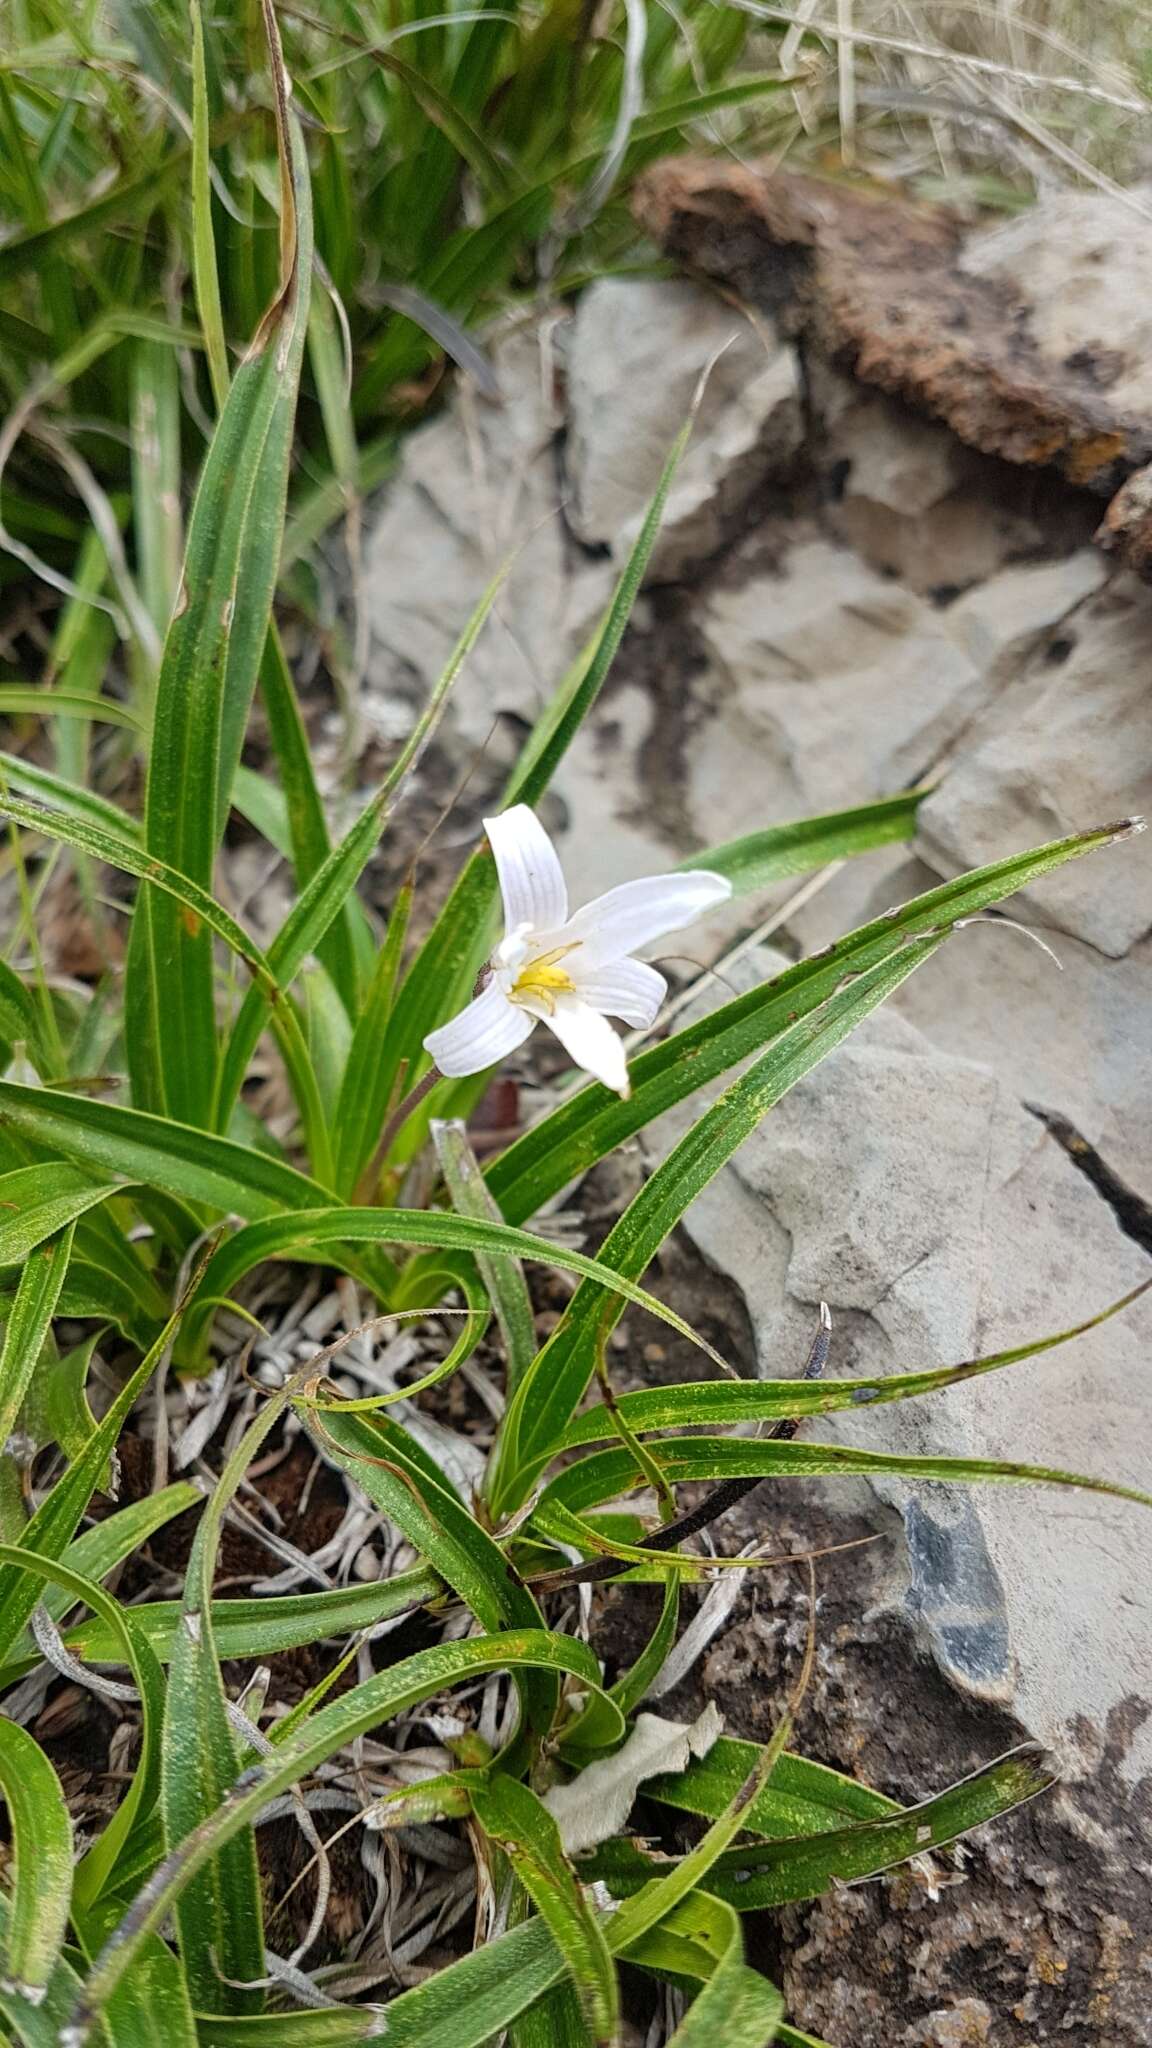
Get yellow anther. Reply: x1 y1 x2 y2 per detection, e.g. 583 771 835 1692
509 943 579 1015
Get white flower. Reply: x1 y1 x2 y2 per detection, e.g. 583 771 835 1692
423 806 732 1099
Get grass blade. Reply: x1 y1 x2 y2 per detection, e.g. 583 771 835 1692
0 1548 167 1914
0 1084 333 1221
188 1918 569 2045
467 1774 618 2044
190 0 230 414
587 1746 1058 1911
645 1736 898 1838
333 880 411 1195
557 1282 1152 1448
181 1205 731 1366
0 1164 126 1262
0 1568 440 1687
0 1223 74 1450
214 561 508 1134
125 31 313 1124
0 750 142 842
0 1719 72 2005
0 1293 190 1661
0 687 140 731
163 1403 273 2009
660 1900 783 2046
306 1406 560 1736
130 338 183 649
0 794 287 994
535 1435 1152 1521
692 789 925 894
432 1118 537 1395
257 625 370 1010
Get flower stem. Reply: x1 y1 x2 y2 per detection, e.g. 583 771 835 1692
354 1064 442 1204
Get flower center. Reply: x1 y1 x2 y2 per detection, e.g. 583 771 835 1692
508 942 580 1015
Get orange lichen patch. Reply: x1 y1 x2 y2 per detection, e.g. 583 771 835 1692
1066 432 1128 486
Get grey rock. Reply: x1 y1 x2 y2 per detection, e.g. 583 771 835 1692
787 848 1152 1200
940 549 1106 678
360 317 787 954
648 983 1152 1767
961 190 1152 420
691 536 985 826
918 577 1152 957
564 278 802 576
363 325 615 750
810 368 1054 593
820 378 969 514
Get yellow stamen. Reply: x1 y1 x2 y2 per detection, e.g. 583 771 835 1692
509 942 580 1016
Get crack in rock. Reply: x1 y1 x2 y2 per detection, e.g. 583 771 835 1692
1027 1105 1152 1259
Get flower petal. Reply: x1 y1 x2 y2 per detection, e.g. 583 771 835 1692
543 994 631 1097
423 978 535 1078
484 806 568 934
574 957 667 1028
562 870 732 967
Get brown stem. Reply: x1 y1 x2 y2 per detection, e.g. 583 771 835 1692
353 1064 442 1204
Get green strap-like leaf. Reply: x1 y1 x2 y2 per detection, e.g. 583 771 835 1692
534 1434 1152 1521
77 1901 200 2048
0 1084 334 1222
191 1917 568 2044
584 1746 1057 1912
0 1719 72 2004
0 1163 125 1263
659 1897 783 2046
557 1281 1151 1449
0 1296 189 1662
432 1118 537 1395
306 1405 559 1736
333 881 411 1196
126 74 313 1125
214 560 508 1135
489 943 941 1514
256 625 369 1011
0 749 142 842
190 0 229 414
0 1225 74 1449
0 1565 439 1689
646 1734 898 1839
180 1205 730 1366
0 1548 166 1914
688 789 925 893
467 1773 618 2044
164 1344 296 2010
0 794 288 1002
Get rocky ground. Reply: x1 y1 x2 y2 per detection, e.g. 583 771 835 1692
363 174 1152 2044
